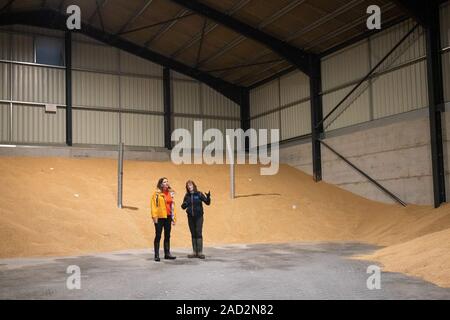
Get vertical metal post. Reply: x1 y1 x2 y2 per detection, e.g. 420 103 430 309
9 31 12 142
425 4 446 208
309 55 323 182
65 31 72 146
240 88 250 152
163 67 172 149
278 77 282 139
226 135 235 199
118 142 124 209
118 49 122 147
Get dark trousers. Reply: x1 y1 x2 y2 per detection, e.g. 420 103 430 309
154 217 172 256
187 215 203 240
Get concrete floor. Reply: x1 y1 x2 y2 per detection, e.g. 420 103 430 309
1 242 449 300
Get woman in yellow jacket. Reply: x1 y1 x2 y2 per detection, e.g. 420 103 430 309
151 177 177 262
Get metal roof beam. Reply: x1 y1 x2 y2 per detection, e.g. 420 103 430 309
170 0 251 59
217 0 365 81
169 0 313 76
196 0 306 68
116 0 154 34
144 8 190 47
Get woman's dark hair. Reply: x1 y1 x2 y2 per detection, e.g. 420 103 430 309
157 177 168 191
185 180 198 193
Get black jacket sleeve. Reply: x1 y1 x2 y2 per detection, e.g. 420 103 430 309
200 192 211 205
181 193 189 210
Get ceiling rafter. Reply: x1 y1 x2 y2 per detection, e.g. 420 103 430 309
169 0 251 59
196 0 308 68
116 0 154 34
169 0 314 76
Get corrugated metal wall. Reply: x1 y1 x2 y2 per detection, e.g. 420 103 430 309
323 83 371 131
171 73 241 143
249 17 431 141
370 19 425 70
202 118 241 133
372 61 428 118
70 36 168 147
250 70 310 141
11 33 33 62
0 25 240 148
72 109 118 145
279 71 309 105
280 101 311 140
0 103 9 142
0 63 9 100
73 71 119 108
72 41 119 72
322 41 370 91
173 116 240 148
12 104 65 143
13 64 65 104
201 84 240 118
173 116 203 134
122 113 164 147
249 80 279 117
370 20 428 119
172 81 201 114
321 41 371 131
321 19 427 130
443 51 450 101
250 112 280 146
120 76 163 112
0 28 67 144
120 51 162 77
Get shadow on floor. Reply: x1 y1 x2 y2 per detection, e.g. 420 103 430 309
235 193 281 198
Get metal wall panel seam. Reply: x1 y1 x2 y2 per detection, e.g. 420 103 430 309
199 82 203 116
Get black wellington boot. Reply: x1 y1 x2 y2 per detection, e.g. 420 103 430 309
196 238 205 259
164 239 176 260
154 241 160 262
188 238 197 258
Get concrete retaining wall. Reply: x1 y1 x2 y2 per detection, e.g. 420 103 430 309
280 107 445 205
0 144 170 161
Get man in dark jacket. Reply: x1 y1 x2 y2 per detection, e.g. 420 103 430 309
181 180 211 259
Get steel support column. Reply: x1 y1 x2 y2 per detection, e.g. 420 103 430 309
65 31 72 146
163 67 172 150
240 89 250 151
309 55 323 182
425 3 446 207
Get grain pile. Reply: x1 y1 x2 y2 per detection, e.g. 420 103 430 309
0 157 449 287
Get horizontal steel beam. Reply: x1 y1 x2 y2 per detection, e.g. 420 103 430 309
170 0 251 59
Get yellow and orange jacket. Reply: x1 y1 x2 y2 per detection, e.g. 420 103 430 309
151 190 177 223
